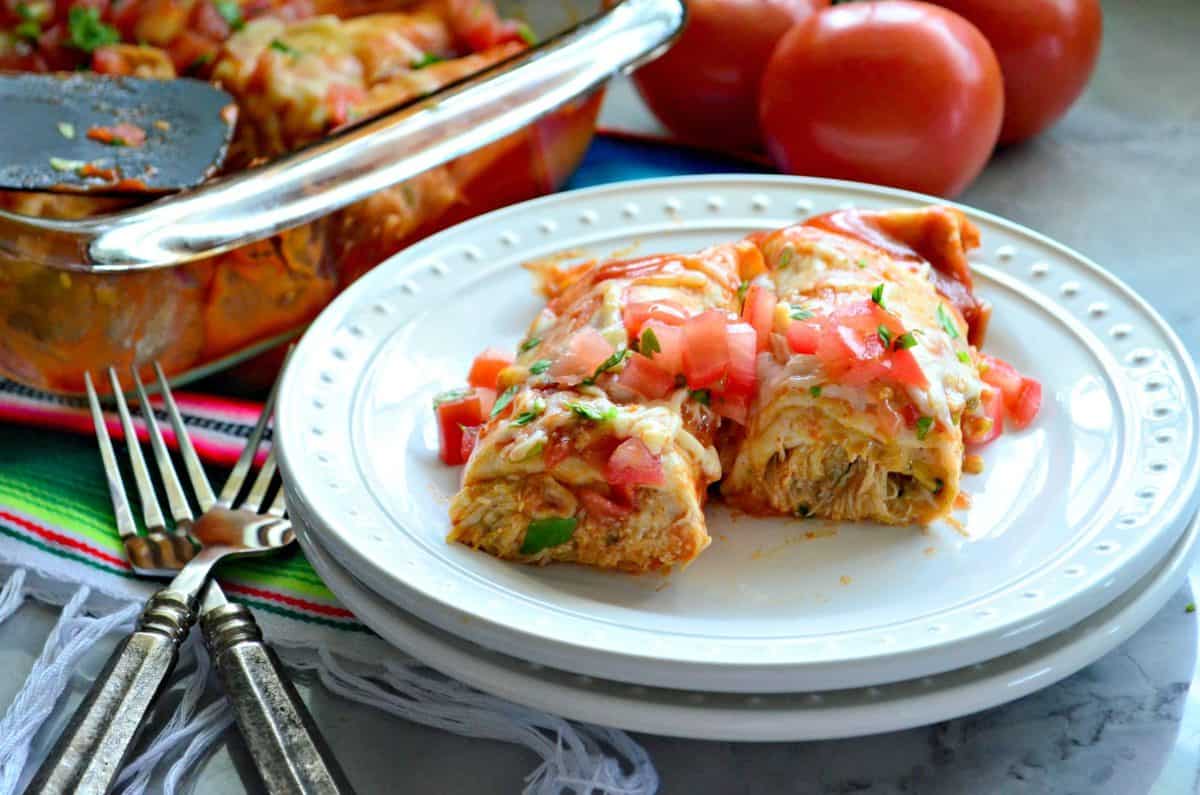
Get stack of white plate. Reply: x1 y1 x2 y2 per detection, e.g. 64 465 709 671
276 177 1200 741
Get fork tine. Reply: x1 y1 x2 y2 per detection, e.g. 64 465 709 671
217 347 292 507
107 368 166 533
153 362 216 512
266 480 287 518
241 449 277 514
85 372 140 542
132 368 193 526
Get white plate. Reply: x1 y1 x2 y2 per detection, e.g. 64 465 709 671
277 176 1200 693
295 507 1199 742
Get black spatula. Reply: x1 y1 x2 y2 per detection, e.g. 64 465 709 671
0 72 237 195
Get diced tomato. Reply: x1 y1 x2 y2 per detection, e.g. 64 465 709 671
639 320 684 375
1009 378 1042 430
605 438 665 488
467 348 514 390
543 432 574 469
326 83 367 127
92 47 132 75
460 425 480 463
979 354 1022 402
713 393 750 425
884 348 929 389
578 489 633 520
723 322 758 398
964 388 1004 446
618 354 676 399
741 285 777 352
435 391 488 466
87 123 147 147
474 387 497 416
550 328 614 380
682 310 729 389
167 31 220 74
623 299 688 335
190 0 231 40
786 320 820 355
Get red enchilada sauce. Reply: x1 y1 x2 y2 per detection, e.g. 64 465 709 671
805 208 991 346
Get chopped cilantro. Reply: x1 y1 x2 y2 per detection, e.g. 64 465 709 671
529 359 551 375
56 122 75 140
411 52 443 69
269 38 296 55
809 385 822 398
510 398 546 426
521 516 576 554
214 0 244 30
66 7 119 53
916 416 934 440
690 389 711 405
431 387 470 408
15 19 40 40
957 351 971 364
16 2 39 20
894 332 918 350
566 401 617 422
937 304 960 340
1187 603 1196 614
640 328 661 357
877 325 892 348
778 246 795 268
737 281 750 305
789 305 814 321
519 336 542 353
932 478 944 494
871 284 886 308
490 385 518 417
856 258 868 269
515 22 537 46
186 52 213 73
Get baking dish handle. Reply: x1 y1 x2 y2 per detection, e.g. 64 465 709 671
0 0 683 274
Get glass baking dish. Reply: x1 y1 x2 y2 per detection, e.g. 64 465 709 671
0 0 682 393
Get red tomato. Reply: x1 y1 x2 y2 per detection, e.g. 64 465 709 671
759 0 1004 197
168 30 220 74
435 391 487 466
931 0 1101 144
543 432 574 470
639 321 684 375
326 84 367 127
467 347 514 390
724 322 758 397
632 0 826 152
87 123 148 147
623 300 689 335
460 425 480 462
682 310 729 389
190 0 231 40
713 393 751 425
618 353 676 400
885 349 928 389
606 438 666 488
578 489 633 520
550 328 614 380
979 353 1022 400
1009 377 1042 429
786 320 820 355
815 301 927 387
741 284 777 352
92 47 131 75
965 387 1005 446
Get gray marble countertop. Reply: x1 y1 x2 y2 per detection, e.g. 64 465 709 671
1 0 1197 792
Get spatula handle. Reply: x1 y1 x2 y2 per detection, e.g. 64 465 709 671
24 591 193 795
202 602 356 795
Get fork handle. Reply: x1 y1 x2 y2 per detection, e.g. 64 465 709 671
24 591 192 795
202 603 356 795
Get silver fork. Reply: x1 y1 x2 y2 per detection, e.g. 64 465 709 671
27 362 354 795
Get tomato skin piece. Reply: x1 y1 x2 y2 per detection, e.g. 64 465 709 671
885 348 928 389
741 284 777 352
468 347 515 390
578 489 633 520
436 392 487 466
618 353 676 400
965 387 1005 446
606 438 666 488
724 322 758 398
623 300 689 335
931 0 1102 144
1009 377 1042 430
639 320 684 375
632 0 826 152
682 310 730 389
759 0 1004 197
550 328 614 380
